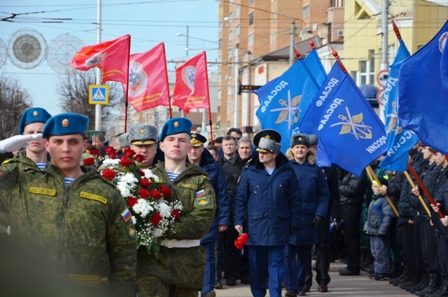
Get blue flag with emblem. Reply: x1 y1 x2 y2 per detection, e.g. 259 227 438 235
255 58 322 153
300 61 387 176
398 21 448 154
254 77 278 103
379 39 419 171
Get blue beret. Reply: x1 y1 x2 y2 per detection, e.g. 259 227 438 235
159 117 192 142
42 113 89 138
18 107 52 134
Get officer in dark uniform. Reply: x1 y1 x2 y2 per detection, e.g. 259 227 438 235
127 124 160 169
188 133 230 297
284 134 329 297
234 129 301 297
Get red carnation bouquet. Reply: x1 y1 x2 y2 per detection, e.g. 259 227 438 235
99 147 182 256
234 231 249 249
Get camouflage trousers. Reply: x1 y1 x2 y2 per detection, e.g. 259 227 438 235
137 245 206 297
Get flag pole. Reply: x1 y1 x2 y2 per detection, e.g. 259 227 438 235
162 43 173 119
330 47 399 217
366 166 399 217
391 19 402 40
203 52 214 144
407 163 445 218
403 171 432 216
124 35 131 133
309 38 315 51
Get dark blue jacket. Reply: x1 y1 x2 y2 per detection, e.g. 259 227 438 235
364 194 393 236
288 160 329 246
197 149 230 243
233 153 301 246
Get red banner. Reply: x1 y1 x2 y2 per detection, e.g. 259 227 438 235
127 43 170 112
70 34 130 84
172 51 210 114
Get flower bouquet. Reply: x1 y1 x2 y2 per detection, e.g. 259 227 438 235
234 231 249 249
100 147 182 256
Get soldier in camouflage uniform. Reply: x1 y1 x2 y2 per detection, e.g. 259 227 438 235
137 117 216 297
1 107 52 171
0 113 136 297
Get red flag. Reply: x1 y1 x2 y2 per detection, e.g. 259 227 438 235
173 51 210 114
70 34 130 84
127 43 170 112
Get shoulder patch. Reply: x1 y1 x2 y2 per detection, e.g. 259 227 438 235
2 159 11 164
121 208 131 221
125 221 136 239
194 196 212 208
80 191 107 204
29 187 57 196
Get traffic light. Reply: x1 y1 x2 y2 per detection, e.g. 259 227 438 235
238 84 262 95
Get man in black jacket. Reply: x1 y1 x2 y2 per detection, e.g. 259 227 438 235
339 169 367 276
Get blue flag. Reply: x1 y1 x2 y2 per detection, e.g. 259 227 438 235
300 62 387 176
398 21 448 154
255 60 320 153
379 39 419 171
298 49 327 126
254 77 278 103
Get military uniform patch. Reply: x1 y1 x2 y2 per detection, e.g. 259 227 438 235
29 187 57 196
126 221 136 239
195 196 211 208
80 191 107 204
121 209 132 222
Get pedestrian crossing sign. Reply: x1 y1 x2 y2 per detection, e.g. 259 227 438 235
89 84 109 105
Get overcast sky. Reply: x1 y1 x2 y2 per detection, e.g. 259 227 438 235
0 0 219 116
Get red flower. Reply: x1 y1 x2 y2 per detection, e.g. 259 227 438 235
151 189 162 200
138 188 151 199
89 149 99 157
123 148 135 157
105 147 117 159
139 178 151 188
83 157 95 166
102 169 117 180
234 232 249 249
171 209 180 221
120 155 134 167
127 196 138 207
234 239 244 249
134 154 145 163
137 170 145 176
160 185 172 198
151 212 162 226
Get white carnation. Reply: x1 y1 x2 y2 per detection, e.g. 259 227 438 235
157 201 171 218
142 169 160 182
102 159 120 167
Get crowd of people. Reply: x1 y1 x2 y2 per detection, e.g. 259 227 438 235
2 107 448 297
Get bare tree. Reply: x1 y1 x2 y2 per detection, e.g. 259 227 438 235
55 70 123 131
0 72 33 138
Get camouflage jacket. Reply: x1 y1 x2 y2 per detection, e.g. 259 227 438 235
0 165 137 297
0 151 47 171
152 162 216 240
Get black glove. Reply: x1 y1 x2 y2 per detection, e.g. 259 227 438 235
313 215 323 228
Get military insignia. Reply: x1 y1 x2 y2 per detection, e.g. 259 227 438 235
80 191 107 204
140 129 145 134
121 209 132 222
29 187 57 196
298 137 302 141
85 53 105 67
62 119 69 127
330 108 373 140
174 121 179 128
2 160 10 164
194 196 211 208
269 93 302 129
126 221 137 239
196 190 206 197
33 111 38 117
181 65 196 92
192 134 197 138
129 61 148 97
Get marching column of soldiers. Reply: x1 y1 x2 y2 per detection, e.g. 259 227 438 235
3 107 448 297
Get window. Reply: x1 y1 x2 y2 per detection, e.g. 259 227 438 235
217 106 221 114
272 10 277 23
217 88 221 98
270 32 276 44
236 5 240 17
218 38 222 49
218 73 221 83
331 0 344 7
229 30 233 41
219 22 222 32
249 12 254 26
358 50 375 85
236 24 240 36
228 85 233 96
303 4 310 19
227 102 232 112
228 65 232 76
248 32 254 46
228 48 233 59
249 0 254 4
228 12 233 21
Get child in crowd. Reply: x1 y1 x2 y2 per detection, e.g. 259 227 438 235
364 176 394 281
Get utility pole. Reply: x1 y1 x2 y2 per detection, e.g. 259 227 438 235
289 20 296 65
95 0 102 131
379 0 389 123
233 45 239 128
